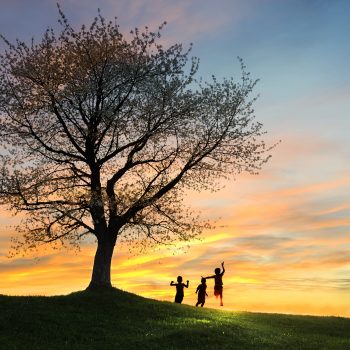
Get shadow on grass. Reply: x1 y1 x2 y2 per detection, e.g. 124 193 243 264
0 288 349 350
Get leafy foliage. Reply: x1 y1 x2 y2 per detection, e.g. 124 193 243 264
0 7 273 275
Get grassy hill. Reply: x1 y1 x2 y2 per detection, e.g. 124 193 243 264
0 288 349 350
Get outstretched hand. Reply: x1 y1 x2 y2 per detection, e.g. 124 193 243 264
221 261 224 266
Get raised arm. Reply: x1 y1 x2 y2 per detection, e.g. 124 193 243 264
221 261 225 275
170 281 176 286
185 280 189 288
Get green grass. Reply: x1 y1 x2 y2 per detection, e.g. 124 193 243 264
0 288 349 350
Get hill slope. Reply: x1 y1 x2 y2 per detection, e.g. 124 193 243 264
0 288 349 350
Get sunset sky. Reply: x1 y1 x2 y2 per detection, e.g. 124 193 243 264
0 0 349 317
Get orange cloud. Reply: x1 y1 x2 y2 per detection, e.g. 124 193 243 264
1 127 350 317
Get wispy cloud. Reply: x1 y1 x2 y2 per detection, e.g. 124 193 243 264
1 0 350 317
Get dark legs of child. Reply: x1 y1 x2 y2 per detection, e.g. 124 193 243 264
214 286 224 306
175 293 184 304
196 301 205 307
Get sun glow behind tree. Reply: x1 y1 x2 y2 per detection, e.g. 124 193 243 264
0 7 274 290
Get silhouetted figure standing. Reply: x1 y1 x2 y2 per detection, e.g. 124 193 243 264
170 276 189 304
205 261 225 306
196 277 208 307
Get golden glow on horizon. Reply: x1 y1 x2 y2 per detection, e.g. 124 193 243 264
0 0 349 321
1 162 350 318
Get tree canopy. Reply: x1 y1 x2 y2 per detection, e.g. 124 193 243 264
0 8 274 288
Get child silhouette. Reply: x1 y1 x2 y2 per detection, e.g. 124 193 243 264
196 277 208 307
170 276 189 304
205 261 225 306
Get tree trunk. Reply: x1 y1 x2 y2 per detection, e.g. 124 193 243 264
87 236 115 290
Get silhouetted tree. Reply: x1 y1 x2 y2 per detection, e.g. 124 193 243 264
0 8 274 289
